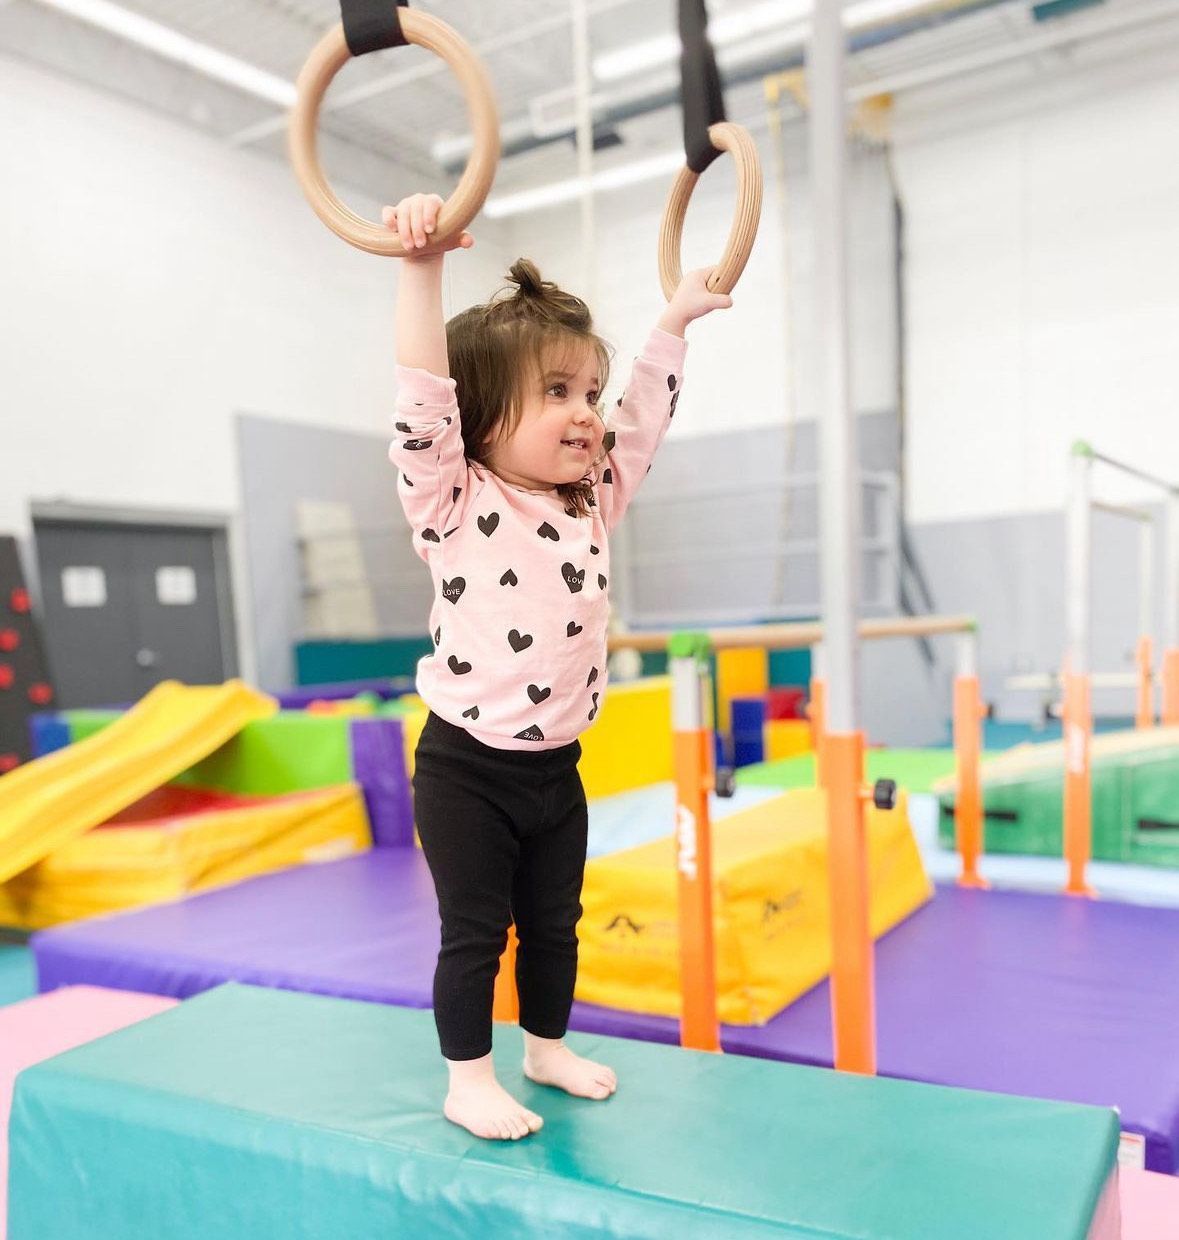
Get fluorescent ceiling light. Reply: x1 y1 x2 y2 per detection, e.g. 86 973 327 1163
483 149 685 219
593 0 930 81
32 0 297 107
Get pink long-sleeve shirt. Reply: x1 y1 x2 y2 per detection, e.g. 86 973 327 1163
388 327 686 750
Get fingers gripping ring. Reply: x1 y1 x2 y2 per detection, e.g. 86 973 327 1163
289 8 500 257
658 122 762 300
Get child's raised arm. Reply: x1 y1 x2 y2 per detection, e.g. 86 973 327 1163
384 193 473 376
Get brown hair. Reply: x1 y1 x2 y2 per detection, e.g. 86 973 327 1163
445 258 612 517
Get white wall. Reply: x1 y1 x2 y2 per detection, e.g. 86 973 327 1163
0 53 509 543
895 70 1179 523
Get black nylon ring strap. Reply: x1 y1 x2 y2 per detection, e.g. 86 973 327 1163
341 0 409 57
679 0 727 175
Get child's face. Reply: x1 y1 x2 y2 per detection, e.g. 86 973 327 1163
484 348 605 492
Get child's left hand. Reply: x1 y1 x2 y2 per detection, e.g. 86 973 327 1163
657 268 734 337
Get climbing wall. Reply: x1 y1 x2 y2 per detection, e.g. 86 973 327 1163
0 537 55 771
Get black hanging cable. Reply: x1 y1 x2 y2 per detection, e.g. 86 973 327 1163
341 0 409 57
678 0 727 175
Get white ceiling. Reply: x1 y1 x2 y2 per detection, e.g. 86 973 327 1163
3 0 1179 202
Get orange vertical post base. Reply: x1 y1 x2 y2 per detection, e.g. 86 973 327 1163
674 726 721 1053
1062 671 1096 899
808 676 828 785
822 729 876 1076
1162 647 1179 727
492 925 520 1023
1135 636 1154 730
953 673 989 890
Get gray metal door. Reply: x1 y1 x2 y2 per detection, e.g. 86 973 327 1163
34 520 237 708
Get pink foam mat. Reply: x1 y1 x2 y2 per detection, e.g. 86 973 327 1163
1 985 176 1236
1121 1168 1179 1238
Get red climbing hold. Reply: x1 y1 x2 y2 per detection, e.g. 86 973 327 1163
0 753 20 774
27 682 53 706
0 665 12 690
0 629 18 652
9 588 30 614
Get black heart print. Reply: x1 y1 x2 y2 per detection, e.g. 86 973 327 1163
598 574 607 590
421 528 440 543
444 416 452 424
403 439 433 452
603 431 616 452
395 421 413 432
587 667 598 687
515 725 545 742
564 506 578 519
444 528 458 539
588 691 600 722
567 621 583 637
402 475 414 487
602 468 613 485
500 569 519 587
667 374 677 391
433 627 441 646
453 486 462 502
448 656 472 675
508 630 533 653
669 390 681 417
590 545 600 555
479 513 500 537
442 578 466 604
462 705 480 720
537 522 560 541
528 684 552 704
562 563 586 593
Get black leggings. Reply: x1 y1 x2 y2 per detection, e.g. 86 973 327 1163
412 712 589 1061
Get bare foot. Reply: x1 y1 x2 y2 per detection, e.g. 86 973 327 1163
523 1037 618 1101
444 1054 544 1141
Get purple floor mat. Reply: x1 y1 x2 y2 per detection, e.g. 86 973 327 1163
32 851 1179 1171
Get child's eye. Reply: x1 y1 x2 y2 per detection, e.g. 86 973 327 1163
587 393 599 406
547 383 567 398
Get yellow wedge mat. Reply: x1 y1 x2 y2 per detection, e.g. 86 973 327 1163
0 681 275 885
576 787 932 1025
0 782 369 931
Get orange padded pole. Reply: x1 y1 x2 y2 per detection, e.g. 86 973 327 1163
669 637 721 1053
953 672 988 889
1062 671 1096 898
492 925 519 1023
823 728 876 1075
673 726 721 1052
1162 647 1179 726
1135 636 1154 730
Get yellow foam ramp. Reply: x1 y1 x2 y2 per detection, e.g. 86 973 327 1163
0 784 369 930
0 681 275 885
577 787 932 1025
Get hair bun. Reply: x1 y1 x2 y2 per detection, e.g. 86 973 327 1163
506 258 551 300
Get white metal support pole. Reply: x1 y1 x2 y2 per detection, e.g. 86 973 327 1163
810 0 874 1075
1067 450 1092 681
1167 495 1179 654
571 0 597 307
813 3 859 737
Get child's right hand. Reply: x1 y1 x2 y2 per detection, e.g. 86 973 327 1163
381 193 474 257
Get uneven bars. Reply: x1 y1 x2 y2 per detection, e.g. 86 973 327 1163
607 613 976 655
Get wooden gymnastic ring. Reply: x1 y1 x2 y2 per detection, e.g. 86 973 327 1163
658 121 762 300
289 8 500 257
